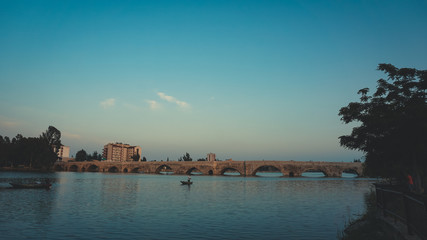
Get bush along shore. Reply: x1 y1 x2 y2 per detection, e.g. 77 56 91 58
340 188 423 240
339 190 391 240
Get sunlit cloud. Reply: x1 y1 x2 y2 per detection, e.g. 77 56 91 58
157 92 190 108
63 132 81 139
100 98 116 109
147 100 160 110
0 120 19 128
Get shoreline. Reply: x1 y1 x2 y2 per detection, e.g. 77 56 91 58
0 167 53 173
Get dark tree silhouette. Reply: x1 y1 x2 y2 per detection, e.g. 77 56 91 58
40 126 61 153
182 152 192 161
132 153 140 161
339 64 427 190
0 126 61 169
75 149 87 162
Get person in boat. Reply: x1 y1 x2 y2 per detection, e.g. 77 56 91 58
187 176 191 183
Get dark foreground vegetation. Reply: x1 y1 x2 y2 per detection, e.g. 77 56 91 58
339 190 389 240
0 126 61 170
339 63 427 239
340 63 427 193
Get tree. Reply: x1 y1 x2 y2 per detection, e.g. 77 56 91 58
88 151 102 160
132 153 140 161
142 156 147 162
40 126 61 154
182 152 192 161
0 127 60 169
339 64 427 189
75 149 87 162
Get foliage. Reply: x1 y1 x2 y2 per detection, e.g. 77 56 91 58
142 156 147 162
132 152 140 161
0 126 61 169
40 126 61 154
197 158 207 161
178 152 192 161
88 151 102 160
339 64 427 185
75 149 87 162
339 190 389 240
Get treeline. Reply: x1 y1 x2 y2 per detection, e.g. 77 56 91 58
0 126 61 169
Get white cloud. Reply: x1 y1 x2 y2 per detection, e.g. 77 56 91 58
157 92 190 108
147 100 160 110
100 98 116 109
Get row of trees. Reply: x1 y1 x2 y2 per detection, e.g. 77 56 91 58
177 152 212 161
339 64 427 191
0 126 61 169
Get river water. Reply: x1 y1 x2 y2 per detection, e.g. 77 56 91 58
0 171 375 239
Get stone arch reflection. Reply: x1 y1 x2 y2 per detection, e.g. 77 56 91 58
252 165 284 177
221 168 242 176
156 165 174 174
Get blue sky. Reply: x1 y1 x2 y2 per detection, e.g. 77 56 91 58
1 0 426 161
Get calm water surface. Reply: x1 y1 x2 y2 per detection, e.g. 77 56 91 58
0 172 375 240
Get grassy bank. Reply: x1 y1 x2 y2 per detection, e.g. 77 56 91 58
339 190 391 240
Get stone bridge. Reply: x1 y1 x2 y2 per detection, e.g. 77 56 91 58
54 160 363 177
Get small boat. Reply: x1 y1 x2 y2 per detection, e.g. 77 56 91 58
9 182 52 189
180 181 193 185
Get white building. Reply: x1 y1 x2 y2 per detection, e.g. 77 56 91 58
207 153 216 162
56 145 70 161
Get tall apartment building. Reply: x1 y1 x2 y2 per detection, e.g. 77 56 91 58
207 153 216 162
55 145 71 162
103 143 142 162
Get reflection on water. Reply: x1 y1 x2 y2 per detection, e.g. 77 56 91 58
0 171 375 240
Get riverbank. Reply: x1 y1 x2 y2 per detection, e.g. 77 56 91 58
0 167 52 172
340 190 422 240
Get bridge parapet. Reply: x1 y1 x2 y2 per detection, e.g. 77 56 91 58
54 160 363 177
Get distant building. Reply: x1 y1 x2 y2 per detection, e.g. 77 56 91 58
207 153 216 162
55 145 71 162
103 143 142 162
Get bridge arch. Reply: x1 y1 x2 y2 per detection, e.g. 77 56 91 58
69 165 78 172
302 168 328 177
156 165 174 174
220 167 242 176
108 166 119 173
341 168 360 177
186 167 204 175
251 165 284 177
87 164 100 172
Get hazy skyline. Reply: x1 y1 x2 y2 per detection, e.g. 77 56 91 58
1 1 426 161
